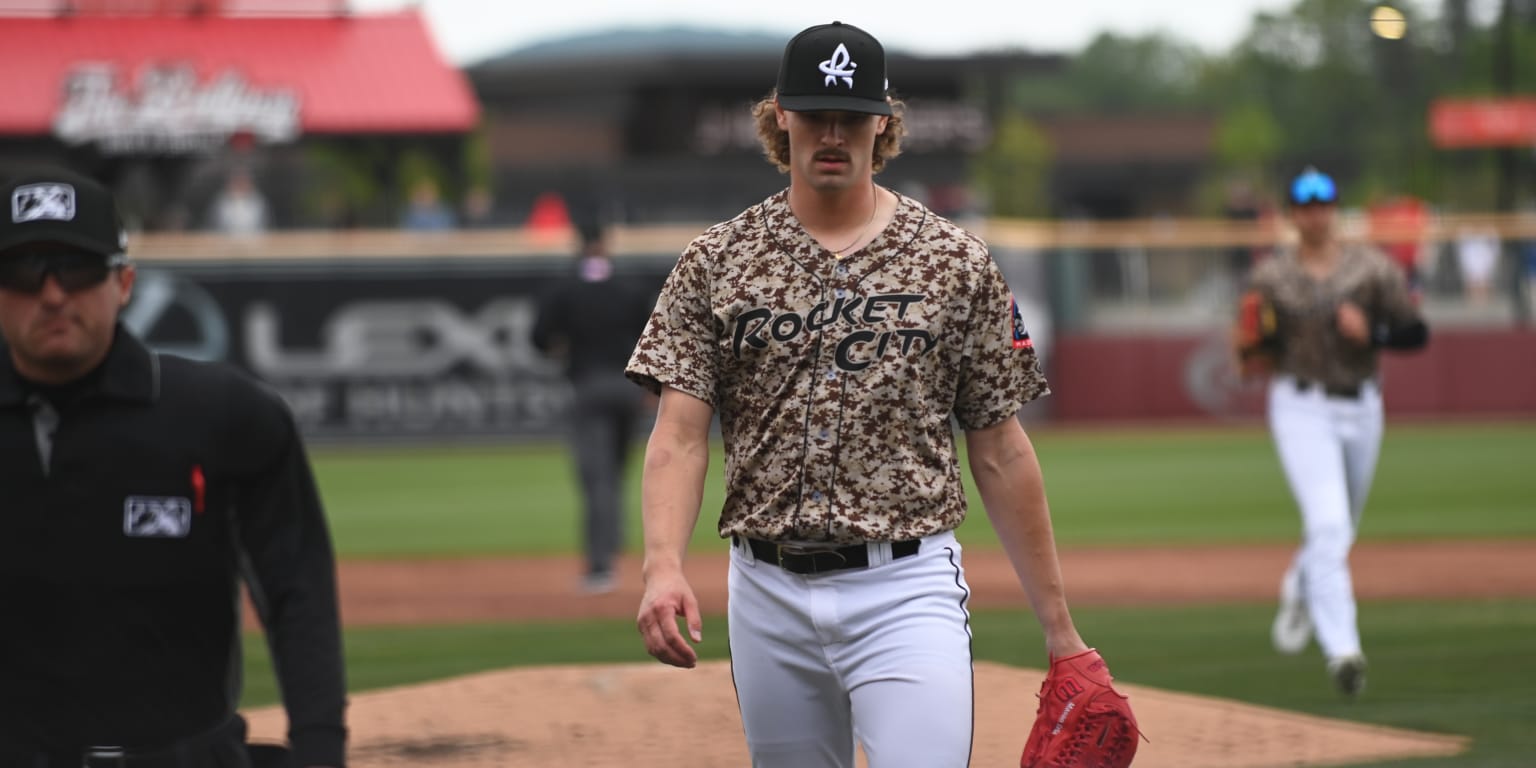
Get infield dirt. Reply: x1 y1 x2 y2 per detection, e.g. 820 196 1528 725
245 539 1532 767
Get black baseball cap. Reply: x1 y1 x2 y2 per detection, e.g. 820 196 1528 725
776 21 892 116
0 167 127 258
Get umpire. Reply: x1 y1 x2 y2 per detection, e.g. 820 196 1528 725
531 220 655 593
0 167 347 766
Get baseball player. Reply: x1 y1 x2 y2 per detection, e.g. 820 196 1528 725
627 22 1129 767
0 167 347 766
1236 167 1429 697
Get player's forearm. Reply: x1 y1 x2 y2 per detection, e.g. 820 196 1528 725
638 426 709 578
976 460 1076 635
968 423 1084 652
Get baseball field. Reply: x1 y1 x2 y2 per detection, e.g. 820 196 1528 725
237 420 1536 766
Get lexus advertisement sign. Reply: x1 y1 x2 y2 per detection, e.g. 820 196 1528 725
123 257 667 441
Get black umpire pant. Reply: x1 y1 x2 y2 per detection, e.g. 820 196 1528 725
568 373 643 577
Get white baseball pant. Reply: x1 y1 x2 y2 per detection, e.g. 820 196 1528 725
726 529 975 768
1267 375 1383 660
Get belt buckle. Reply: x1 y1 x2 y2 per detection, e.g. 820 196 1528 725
775 543 847 573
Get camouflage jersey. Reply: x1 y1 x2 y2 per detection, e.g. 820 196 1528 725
1246 243 1421 390
625 188 1049 544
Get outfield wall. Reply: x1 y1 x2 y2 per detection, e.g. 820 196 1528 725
1045 329 1536 422
125 220 1535 438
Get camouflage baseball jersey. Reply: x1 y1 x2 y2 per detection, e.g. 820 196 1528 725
1246 244 1422 390
626 189 1049 544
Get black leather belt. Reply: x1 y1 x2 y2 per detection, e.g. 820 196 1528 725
1295 379 1362 398
736 536 920 574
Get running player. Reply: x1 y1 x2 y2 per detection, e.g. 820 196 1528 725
1239 167 1429 696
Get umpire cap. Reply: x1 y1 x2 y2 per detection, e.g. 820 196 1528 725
776 21 892 116
0 167 127 257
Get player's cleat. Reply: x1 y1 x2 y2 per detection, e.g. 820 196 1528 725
1328 653 1368 697
1271 568 1312 655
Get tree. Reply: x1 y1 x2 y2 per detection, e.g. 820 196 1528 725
1007 32 1207 114
972 113 1054 217
1214 103 1283 178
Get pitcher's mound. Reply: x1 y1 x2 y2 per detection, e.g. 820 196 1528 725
244 661 1466 767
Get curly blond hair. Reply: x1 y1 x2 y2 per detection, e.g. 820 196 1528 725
751 90 907 174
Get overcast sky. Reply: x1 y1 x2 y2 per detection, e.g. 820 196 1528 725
353 0 1320 65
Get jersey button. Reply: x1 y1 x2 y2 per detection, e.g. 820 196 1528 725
811 491 824 502
819 428 830 439
835 264 849 275
835 288 846 298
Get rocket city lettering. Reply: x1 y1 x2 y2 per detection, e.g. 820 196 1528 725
731 292 936 372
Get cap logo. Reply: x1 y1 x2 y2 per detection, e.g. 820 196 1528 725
819 43 857 88
12 183 77 224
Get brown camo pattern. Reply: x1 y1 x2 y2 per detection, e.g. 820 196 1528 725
625 189 1049 544
1245 243 1422 389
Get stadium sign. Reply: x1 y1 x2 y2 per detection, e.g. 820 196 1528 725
1429 98 1536 149
122 257 670 440
53 63 301 154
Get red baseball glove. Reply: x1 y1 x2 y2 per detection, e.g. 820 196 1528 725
1234 289 1282 377
1020 648 1140 768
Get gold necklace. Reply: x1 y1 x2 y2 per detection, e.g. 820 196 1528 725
824 185 878 259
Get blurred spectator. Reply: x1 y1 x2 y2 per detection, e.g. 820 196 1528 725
460 185 499 229
1223 178 1261 283
210 168 268 237
316 189 362 230
1367 194 1429 301
1520 206 1536 320
1454 226 1500 305
401 179 456 231
525 191 573 246
1524 240 1536 316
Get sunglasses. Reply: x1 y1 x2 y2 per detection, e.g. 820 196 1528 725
0 249 129 294
1289 171 1338 206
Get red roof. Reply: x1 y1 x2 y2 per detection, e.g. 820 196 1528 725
0 11 479 137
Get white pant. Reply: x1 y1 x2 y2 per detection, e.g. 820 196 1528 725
1267 376 1383 659
727 530 975 768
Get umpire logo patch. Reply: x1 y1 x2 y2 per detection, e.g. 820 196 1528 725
12 183 77 223
124 496 193 538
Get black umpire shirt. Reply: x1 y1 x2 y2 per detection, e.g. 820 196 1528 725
531 257 656 383
0 326 347 766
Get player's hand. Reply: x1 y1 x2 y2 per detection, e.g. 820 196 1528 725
1336 301 1370 346
636 565 703 668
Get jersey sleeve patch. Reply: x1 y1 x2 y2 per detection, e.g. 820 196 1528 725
1010 295 1033 349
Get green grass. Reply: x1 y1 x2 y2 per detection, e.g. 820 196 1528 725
1031 421 1536 544
259 421 1536 766
241 598 1536 767
311 421 1536 558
